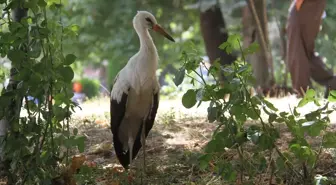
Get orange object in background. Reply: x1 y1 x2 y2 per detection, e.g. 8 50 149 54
296 0 304 11
73 82 82 93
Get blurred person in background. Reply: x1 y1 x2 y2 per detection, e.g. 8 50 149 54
286 0 336 98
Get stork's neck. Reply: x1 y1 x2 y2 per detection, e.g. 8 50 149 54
136 27 157 56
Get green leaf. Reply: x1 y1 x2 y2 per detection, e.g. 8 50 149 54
298 98 308 107
322 132 336 148
64 54 77 66
198 154 211 170
173 67 185 86
219 42 231 53
289 143 301 156
218 34 241 54
75 136 86 152
330 90 336 97
247 106 260 120
236 65 248 74
279 111 288 117
293 107 300 117
305 110 320 121
302 121 325 137
235 131 248 145
215 88 227 99
182 89 197 109
263 100 278 111
220 162 237 182
205 140 219 153
251 96 262 106
8 49 26 64
211 136 230 151
243 42 260 55
29 41 42 58
306 89 316 98
38 0 47 7
258 134 274 150
54 106 67 121
207 106 217 123
60 66 74 82
8 22 22 33
24 0 39 12
314 99 321 106
327 93 336 102
268 113 277 123
298 89 316 107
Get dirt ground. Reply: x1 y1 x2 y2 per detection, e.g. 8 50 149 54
69 96 336 185
73 103 215 185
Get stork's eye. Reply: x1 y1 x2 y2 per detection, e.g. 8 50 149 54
145 17 153 23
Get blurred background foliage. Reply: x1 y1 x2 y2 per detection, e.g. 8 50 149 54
1 0 336 98
62 0 204 87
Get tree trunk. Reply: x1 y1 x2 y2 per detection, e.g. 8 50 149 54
200 4 236 82
243 0 274 90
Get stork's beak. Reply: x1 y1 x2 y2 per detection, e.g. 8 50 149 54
153 24 175 42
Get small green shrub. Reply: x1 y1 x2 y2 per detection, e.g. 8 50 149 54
175 34 336 184
79 78 100 99
0 1 84 184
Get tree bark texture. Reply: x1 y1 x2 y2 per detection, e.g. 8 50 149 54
200 4 236 81
286 0 336 97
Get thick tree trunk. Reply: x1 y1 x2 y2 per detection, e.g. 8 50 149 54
243 0 275 90
200 4 236 81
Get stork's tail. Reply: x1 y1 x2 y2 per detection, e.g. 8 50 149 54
113 134 131 169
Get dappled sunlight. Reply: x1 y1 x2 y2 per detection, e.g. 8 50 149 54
68 99 215 184
66 96 336 184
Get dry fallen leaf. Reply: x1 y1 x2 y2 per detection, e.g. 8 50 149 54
59 154 87 185
95 119 109 127
70 154 86 174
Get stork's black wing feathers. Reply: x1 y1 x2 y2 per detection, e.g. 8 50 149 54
110 90 129 168
145 92 159 136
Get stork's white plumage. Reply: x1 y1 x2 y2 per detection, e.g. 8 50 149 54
110 11 175 170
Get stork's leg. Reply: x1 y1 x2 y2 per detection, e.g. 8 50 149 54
128 136 134 168
141 122 146 170
140 121 147 184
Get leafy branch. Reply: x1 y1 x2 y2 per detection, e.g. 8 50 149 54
0 0 83 183
174 34 336 184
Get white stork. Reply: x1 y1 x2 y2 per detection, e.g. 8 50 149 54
110 11 175 170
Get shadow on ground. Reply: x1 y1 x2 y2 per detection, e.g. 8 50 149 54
70 107 336 185
71 109 216 185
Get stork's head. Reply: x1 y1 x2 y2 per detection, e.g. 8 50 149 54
133 11 175 42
